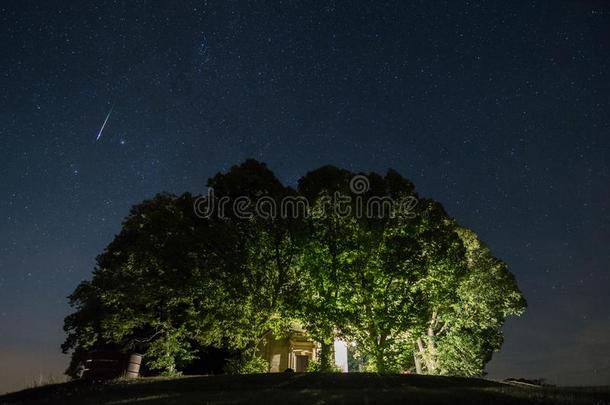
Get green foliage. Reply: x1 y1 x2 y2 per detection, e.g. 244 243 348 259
412 227 527 376
144 326 197 376
225 356 269 374
62 161 303 377
306 359 320 372
62 160 525 378
62 193 217 376
306 359 342 373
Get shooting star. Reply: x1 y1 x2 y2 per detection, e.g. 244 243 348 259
95 107 113 141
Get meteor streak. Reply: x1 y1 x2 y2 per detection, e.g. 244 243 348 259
95 107 113 141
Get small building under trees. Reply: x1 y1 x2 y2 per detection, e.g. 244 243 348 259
258 326 348 372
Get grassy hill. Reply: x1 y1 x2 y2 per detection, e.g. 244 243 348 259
1 373 608 405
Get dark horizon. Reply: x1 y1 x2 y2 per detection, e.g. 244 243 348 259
1 0 609 393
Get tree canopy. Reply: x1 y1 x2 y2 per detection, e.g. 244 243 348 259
62 159 525 377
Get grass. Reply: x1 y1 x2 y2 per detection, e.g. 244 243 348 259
25 374 69 390
1 373 608 404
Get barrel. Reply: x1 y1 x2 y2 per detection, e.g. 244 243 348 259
124 353 142 379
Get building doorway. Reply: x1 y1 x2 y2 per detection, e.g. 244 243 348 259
295 355 309 372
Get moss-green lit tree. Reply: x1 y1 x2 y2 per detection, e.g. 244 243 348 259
203 159 303 370
62 160 525 377
413 227 527 376
294 165 360 372
62 193 225 376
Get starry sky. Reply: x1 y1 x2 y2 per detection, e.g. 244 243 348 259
1 0 609 393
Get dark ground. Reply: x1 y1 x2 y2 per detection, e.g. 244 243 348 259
1 373 609 405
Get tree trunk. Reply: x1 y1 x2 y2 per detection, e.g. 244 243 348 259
319 340 335 372
416 334 438 375
417 337 433 374
373 348 386 373
413 350 422 374
426 328 438 374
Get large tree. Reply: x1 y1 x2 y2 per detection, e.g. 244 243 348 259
295 165 361 371
413 227 527 376
62 160 525 377
295 167 525 374
62 192 219 376
203 159 304 370
331 174 467 373
62 160 305 376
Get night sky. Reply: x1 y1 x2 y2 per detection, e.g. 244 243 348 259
1 0 609 393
